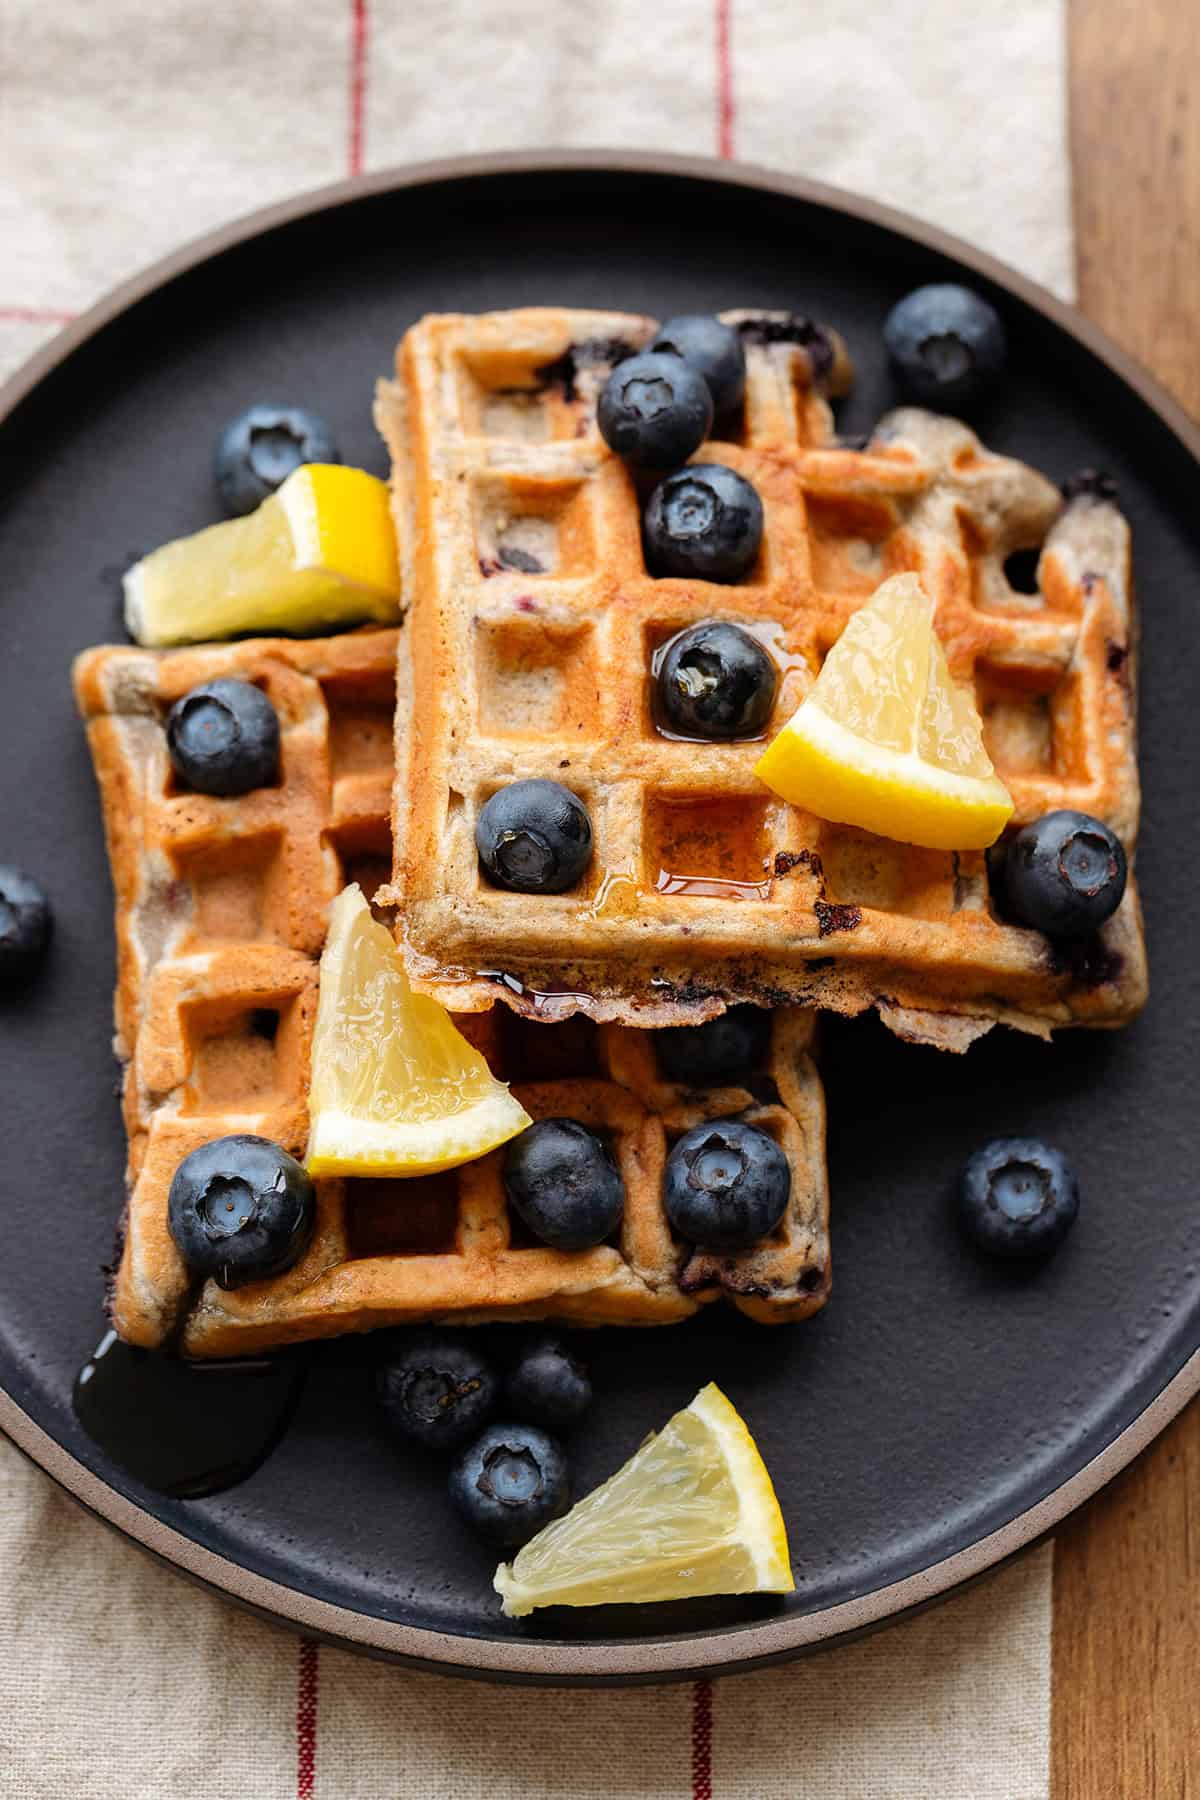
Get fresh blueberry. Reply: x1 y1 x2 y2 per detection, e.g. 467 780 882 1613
882 284 1007 410
505 1336 592 1427
597 352 713 469
166 678 280 797
650 315 746 421
449 1422 570 1547
0 866 52 983
1002 810 1127 939
503 1118 624 1251
168 1134 315 1289
655 1005 772 1085
475 780 592 894
958 1137 1079 1260
213 405 340 516
664 1120 790 1249
643 464 764 583
656 620 778 739
377 1334 499 1451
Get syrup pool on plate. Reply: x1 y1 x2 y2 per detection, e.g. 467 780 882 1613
73 1329 304 1498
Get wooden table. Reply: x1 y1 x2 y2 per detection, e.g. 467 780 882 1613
1053 5 1200 1791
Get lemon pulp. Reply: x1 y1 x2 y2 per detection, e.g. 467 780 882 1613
305 885 530 1177
755 572 1013 850
494 1382 793 1617
124 464 400 647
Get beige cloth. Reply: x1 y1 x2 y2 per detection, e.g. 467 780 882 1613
1 1436 1053 1800
0 0 1072 385
0 2 1071 1794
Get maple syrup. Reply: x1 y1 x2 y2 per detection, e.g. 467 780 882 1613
645 794 774 904
654 870 773 902
476 971 597 1020
576 867 639 920
73 1329 303 1498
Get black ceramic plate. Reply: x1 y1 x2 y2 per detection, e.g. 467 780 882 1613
1 152 1198 1685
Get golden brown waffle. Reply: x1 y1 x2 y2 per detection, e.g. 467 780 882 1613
74 631 828 1354
378 307 1146 1050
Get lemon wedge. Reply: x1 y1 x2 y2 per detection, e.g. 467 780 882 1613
755 572 1012 850
305 885 530 1177
494 1383 793 1617
124 464 400 647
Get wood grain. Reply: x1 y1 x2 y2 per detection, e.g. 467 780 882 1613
1055 3 1200 1793
1071 0 1200 414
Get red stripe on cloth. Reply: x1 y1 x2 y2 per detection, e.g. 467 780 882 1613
0 305 77 324
714 0 735 158
348 0 370 176
296 1638 320 1798
691 1677 714 1798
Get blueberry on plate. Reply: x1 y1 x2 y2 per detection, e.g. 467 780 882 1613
655 1005 772 1086
377 1334 499 1451
168 1134 315 1289
166 678 280 797
449 1422 570 1548
656 620 778 739
475 779 593 894
650 315 746 421
214 404 340 516
503 1118 624 1251
643 464 764 583
1002 810 1127 939
505 1335 592 1427
664 1120 790 1249
597 352 713 469
959 1137 1079 1260
0 866 52 982
882 284 1007 410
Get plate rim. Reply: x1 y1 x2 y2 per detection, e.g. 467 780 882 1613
4 1353 1197 1682
2 146 1197 1683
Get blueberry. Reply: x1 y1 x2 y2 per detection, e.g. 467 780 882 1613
449 1422 570 1547
475 780 593 894
655 1005 771 1085
664 1120 790 1249
503 1118 624 1251
214 405 340 516
650 315 746 421
1002 810 1127 939
882 284 1007 410
0 866 52 983
959 1137 1079 1260
166 678 280 797
505 1336 592 1427
377 1334 499 1450
656 620 778 739
643 464 764 583
168 1134 315 1289
597 352 713 469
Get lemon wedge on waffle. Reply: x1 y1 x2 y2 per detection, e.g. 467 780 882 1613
494 1383 793 1617
305 885 530 1178
755 572 1013 851
124 464 400 647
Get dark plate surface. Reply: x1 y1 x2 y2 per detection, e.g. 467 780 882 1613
1 152 1198 1684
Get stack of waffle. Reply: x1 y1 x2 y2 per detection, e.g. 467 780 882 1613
75 304 1145 1354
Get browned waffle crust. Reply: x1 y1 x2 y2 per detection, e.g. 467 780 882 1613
73 630 829 1354
378 307 1146 1050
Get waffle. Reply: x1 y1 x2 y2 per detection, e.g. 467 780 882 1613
377 307 1146 1050
73 631 829 1355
